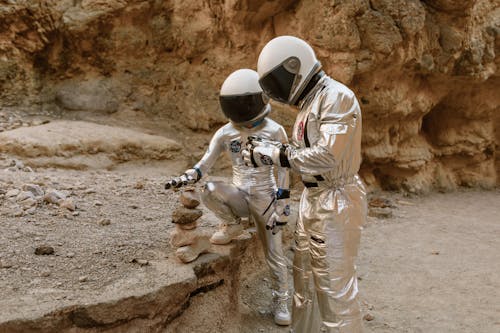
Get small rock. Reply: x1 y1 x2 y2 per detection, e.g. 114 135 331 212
23 166 34 173
20 198 37 209
94 201 103 206
23 184 44 197
41 270 51 277
5 189 20 198
98 218 111 226
25 206 37 215
363 313 375 321
130 204 139 209
368 207 393 219
84 188 96 195
43 190 66 204
78 276 88 283
134 181 144 189
431 251 440 255
13 159 24 169
13 209 24 217
180 189 200 209
66 252 75 258
369 197 395 208
59 198 76 211
0 261 13 269
172 207 203 224
16 191 34 202
131 258 149 266
35 245 54 255
72 211 80 216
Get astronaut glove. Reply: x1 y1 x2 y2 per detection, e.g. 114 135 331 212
266 188 291 235
165 168 202 190
242 136 289 168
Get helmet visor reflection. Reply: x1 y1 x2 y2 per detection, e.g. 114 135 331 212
259 64 296 104
219 92 266 124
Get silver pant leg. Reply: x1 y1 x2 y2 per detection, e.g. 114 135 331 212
304 183 365 333
248 192 289 296
292 188 321 333
200 181 249 224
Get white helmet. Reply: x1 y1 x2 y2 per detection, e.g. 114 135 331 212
219 69 270 125
257 36 322 105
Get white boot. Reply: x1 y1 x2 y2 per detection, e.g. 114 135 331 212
272 291 291 326
210 223 243 245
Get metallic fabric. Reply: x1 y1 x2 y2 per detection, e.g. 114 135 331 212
196 118 290 295
289 75 367 333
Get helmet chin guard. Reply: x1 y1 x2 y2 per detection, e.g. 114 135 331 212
257 36 321 105
219 69 270 125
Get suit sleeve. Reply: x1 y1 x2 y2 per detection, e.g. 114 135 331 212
194 127 225 178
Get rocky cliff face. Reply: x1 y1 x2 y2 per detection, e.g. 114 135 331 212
0 0 498 192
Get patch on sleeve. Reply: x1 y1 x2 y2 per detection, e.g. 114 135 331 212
319 123 348 135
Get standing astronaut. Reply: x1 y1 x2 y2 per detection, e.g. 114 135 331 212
166 69 292 326
242 36 368 332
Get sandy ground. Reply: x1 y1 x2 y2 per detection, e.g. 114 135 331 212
237 189 500 333
0 166 499 332
0 108 499 332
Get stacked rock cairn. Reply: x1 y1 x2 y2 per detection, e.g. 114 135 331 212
170 188 211 263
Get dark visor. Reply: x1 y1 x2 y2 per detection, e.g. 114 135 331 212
259 64 296 104
219 92 266 124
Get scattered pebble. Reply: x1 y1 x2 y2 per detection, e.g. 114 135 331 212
78 276 88 283
35 245 55 255
98 218 111 226
363 313 375 321
131 258 149 266
94 201 103 206
5 189 20 198
23 184 44 197
59 198 76 211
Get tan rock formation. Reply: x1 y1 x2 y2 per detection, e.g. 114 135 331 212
0 0 498 192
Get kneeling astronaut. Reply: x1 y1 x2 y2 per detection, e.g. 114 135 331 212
166 69 291 326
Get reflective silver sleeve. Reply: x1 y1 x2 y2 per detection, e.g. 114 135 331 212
194 127 225 178
287 95 359 176
276 125 290 190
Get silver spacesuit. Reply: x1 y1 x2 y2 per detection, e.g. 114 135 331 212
245 36 368 332
194 117 290 296
166 69 292 325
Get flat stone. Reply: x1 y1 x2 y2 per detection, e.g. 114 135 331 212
368 207 393 219
172 207 202 224
180 189 200 209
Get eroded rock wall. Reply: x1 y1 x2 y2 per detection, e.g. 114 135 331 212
0 0 498 192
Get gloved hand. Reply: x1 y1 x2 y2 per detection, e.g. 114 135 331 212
242 136 290 168
266 189 291 235
165 168 201 190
